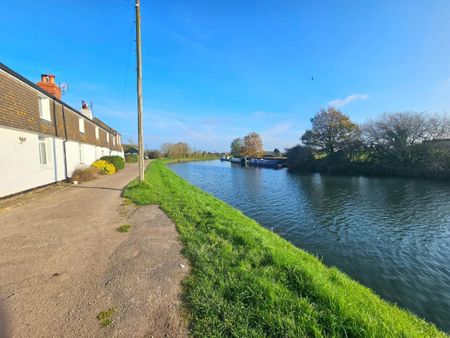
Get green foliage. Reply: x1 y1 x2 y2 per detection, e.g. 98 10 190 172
301 107 360 156
123 160 445 337
101 156 125 170
91 160 116 175
125 154 138 163
230 138 244 157
97 308 115 327
116 224 131 233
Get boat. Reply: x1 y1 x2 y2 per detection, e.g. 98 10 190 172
247 158 284 169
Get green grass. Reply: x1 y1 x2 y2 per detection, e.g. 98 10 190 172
116 224 131 233
123 160 446 337
97 307 115 327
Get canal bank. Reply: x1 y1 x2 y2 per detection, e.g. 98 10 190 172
123 160 446 337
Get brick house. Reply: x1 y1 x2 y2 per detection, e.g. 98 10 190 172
0 63 124 197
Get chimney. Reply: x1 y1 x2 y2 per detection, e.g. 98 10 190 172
37 74 62 99
80 100 93 119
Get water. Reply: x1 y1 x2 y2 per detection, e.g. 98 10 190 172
170 160 450 332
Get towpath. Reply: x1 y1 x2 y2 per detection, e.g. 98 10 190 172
0 163 189 337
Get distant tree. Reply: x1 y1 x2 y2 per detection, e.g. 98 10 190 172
301 107 360 156
286 145 316 171
273 148 281 156
363 112 450 166
160 142 191 158
230 138 244 157
146 149 161 159
242 132 264 158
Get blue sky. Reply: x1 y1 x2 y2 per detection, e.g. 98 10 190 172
2 1 450 151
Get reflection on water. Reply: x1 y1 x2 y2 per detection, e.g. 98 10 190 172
170 160 450 332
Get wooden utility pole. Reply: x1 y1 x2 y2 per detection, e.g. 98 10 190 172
135 0 145 182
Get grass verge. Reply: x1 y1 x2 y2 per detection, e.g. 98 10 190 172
123 160 446 337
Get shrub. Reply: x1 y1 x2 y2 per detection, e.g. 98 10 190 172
91 160 116 175
100 155 125 170
125 154 138 163
71 167 98 182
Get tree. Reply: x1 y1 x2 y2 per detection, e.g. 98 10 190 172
363 112 450 166
145 149 161 159
241 132 264 158
273 148 281 156
301 107 360 156
230 138 244 157
160 142 191 158
286 145 316 171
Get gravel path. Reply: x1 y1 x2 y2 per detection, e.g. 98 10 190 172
0 163 189 338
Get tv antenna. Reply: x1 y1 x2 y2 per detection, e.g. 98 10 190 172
59 82 70 95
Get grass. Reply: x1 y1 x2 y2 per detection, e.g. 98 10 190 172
123 160 447 337
97 307 115 327
116 224 131 233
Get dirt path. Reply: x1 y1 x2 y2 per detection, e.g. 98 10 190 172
0 164 189 338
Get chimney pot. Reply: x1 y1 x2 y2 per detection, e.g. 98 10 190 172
37 74 61 99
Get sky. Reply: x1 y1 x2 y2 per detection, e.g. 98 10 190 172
2 0 450 152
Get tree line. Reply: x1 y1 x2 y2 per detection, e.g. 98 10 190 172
122 141 220 159
287 108 450 178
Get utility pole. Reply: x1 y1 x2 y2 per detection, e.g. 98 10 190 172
135 0 145 182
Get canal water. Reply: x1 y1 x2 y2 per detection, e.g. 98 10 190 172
170 160 450 332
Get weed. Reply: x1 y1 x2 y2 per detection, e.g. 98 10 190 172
97 308 115 327
116 224 131 233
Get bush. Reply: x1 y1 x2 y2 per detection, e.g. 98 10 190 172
71 167 98 182
91 160 116 175
125 154 138 163
100 155 125 170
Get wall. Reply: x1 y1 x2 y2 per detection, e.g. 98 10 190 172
0 125 124 197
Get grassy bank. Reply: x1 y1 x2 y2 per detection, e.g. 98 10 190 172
123 160 446 337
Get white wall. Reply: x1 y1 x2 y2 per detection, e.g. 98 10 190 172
0 126 124 197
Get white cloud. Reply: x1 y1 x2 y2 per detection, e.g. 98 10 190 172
328 93 369 108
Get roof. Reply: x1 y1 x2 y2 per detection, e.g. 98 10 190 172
0 62 120 136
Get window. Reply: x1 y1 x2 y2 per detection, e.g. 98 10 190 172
79 143 84 164
106 133 109 142
38 96 51 121
95 126 99 139
38 136 52 166
79 118 85 133
39 136 47 165
113 136 116 146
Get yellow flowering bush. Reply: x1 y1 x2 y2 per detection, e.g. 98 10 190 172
91 160 116 175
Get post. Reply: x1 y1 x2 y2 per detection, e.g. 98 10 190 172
135 0 145 182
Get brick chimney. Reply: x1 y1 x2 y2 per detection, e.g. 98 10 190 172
37 74 62 99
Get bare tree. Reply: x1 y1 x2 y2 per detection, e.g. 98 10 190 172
363 112 450 165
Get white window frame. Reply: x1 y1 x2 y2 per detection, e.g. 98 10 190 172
38 136 52 166
79 143 85 164
106 133 109 143
38 96 51 121
79 118 85 134
95 126 99 139
113 136 116 146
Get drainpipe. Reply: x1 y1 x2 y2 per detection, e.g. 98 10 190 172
61 105 69 180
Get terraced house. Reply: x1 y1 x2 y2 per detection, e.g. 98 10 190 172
0 63 124 197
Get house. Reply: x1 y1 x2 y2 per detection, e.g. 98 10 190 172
124 147 139 155
0 63 124 198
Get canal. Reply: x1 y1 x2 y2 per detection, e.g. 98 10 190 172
170 159 450 332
